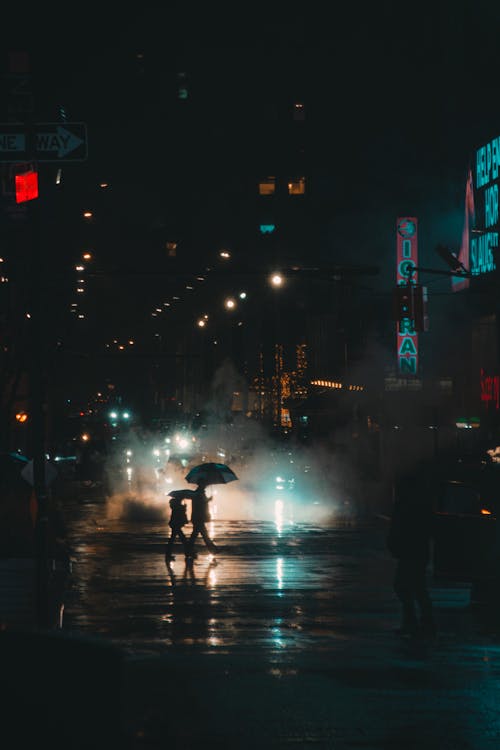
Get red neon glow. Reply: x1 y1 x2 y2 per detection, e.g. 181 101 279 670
480 368 500 409
15 170 38 203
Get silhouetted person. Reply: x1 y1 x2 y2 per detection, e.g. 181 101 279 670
387 463 436 638
187 479 218 558
165 494 189 563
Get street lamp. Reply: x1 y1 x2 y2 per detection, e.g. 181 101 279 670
270 272 284 288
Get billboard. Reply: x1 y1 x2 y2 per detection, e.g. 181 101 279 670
455 135 500 290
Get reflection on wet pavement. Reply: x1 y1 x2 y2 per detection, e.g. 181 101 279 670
57 496 500 749
63 497 393 655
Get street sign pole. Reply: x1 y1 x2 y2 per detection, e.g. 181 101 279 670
1 111 88 623
3 57 52 626
27 188 52 628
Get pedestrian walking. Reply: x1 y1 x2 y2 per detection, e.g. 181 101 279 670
387 462 437 639
165 493 190 563
187 479 218 559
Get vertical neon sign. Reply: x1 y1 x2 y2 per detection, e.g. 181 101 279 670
396 217 418 375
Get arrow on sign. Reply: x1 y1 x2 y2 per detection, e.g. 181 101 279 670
0 122 87 162
35 125 84 158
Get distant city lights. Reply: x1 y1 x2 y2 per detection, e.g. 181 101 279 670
310 379 364 391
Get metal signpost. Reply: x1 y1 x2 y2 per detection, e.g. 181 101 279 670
2 115 88 626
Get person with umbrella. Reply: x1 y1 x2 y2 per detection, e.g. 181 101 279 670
184 462 238 559
186 477 218 559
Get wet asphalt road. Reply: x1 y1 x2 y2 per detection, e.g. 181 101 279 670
54 493 500 749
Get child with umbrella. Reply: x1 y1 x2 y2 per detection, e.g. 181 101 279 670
165 490 191 564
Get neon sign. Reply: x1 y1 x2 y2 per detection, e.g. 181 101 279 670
480 368 500 409
470 136 499 277
396 217 418 375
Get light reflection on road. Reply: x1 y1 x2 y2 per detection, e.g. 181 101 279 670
63 497 393 655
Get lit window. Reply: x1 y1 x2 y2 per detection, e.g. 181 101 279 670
288 177 305 195
259 177 276 196
166 241 177 257
293 102 305 121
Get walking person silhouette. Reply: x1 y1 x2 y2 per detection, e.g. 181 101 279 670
187 478 218 559
387 461 437 639
165 492 190 564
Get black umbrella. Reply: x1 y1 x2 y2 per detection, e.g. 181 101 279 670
185 462 238 486
167 489 197 500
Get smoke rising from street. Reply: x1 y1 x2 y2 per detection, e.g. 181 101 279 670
102 416 361 526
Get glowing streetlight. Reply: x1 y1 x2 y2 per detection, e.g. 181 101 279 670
270 272 284 287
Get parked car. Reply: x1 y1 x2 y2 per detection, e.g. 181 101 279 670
432 465 500 605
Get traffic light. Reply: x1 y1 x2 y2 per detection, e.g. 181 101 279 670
393 284 428 332
412 284 428 332
393 284 413 330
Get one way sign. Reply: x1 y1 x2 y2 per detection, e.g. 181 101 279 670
0 122 88 162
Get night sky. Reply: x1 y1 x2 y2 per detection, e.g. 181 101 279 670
16 2 500 240
4 2 500 400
